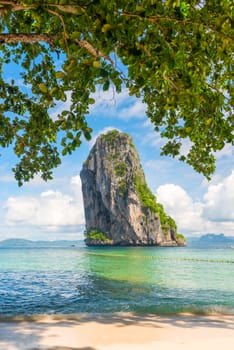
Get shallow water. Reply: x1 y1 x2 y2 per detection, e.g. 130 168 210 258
0 243 234 316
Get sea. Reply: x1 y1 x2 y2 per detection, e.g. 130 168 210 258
0 241 234 317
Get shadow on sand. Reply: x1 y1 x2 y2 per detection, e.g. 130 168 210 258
0 313 233 350
31 348 95 350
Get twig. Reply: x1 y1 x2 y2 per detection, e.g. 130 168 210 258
46 8 70 54
75 39 115 66
163 76 178 90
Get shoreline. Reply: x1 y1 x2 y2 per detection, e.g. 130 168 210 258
1 309 234 322
0 313 234 350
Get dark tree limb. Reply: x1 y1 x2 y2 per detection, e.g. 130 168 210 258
0 33 58 44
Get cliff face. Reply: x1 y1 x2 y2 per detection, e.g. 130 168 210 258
80 130 185 246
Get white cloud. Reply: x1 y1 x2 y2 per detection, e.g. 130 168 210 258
91 88 146 120
142 119 154 129
140 132 164 147
70 175 84 202
156 184 204 234
49 88 146 124
119 100 146 120
23 174 65 188
5 197 38 224
50 91 72 121
0 175 15 183
201 173 223 188
156 170 234 236
4 176 84 232
203 170 234 222
179 139 193 157
215 144 233 159
145 159 173 173
140 129 192 156
70 174 82 189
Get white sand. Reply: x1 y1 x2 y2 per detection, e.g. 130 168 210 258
0 313 233 350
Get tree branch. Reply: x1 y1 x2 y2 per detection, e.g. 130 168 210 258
0 33 115 66
46 4 83 15
0 0 35 11
0 33 57 45
163 76 178 90
75 39 115 66
46 8 69 53
0 1 83 15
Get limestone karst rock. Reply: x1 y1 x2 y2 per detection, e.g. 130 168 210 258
80 130 185 246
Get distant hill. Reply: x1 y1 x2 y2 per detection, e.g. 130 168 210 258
187 234 234 248
0 238 83 248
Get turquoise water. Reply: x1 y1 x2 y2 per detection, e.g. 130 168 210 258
0 243 234 316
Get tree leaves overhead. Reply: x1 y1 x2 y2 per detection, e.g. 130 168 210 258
0 0 233 184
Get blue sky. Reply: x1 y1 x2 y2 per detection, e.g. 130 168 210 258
0 80 234 240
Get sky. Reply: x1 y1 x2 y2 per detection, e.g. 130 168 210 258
0 84 234 241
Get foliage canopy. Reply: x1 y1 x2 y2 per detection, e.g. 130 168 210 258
0 0 233 184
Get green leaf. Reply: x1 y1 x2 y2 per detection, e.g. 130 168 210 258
135 6 145 13
101 24 113 33
103 80 110 91
93 61 101 69
55 71 66 79
38 83 48 93
89 98 95 104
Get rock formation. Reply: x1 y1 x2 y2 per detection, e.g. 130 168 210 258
80 130 185 246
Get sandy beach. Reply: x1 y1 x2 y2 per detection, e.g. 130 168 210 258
0 313 233 350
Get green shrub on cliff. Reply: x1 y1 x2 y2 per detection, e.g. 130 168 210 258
102 131 129 197
101 130 120 144
135 174 157 211
134 174 177 231
115 163 127 177
84 229 110 242
176 233 186 242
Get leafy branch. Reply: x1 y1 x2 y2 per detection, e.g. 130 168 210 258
120 11 233 40
0 0 233 184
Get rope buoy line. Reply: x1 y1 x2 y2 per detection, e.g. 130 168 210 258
84 251 234 264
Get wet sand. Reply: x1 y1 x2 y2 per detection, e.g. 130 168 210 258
0 313 234 350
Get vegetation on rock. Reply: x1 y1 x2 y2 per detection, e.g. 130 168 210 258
0 1 233 184
176 233 186 242
84 229 111 242
114 163 127 177
102 131 130 197
134 173 177 232
101 130 122 144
